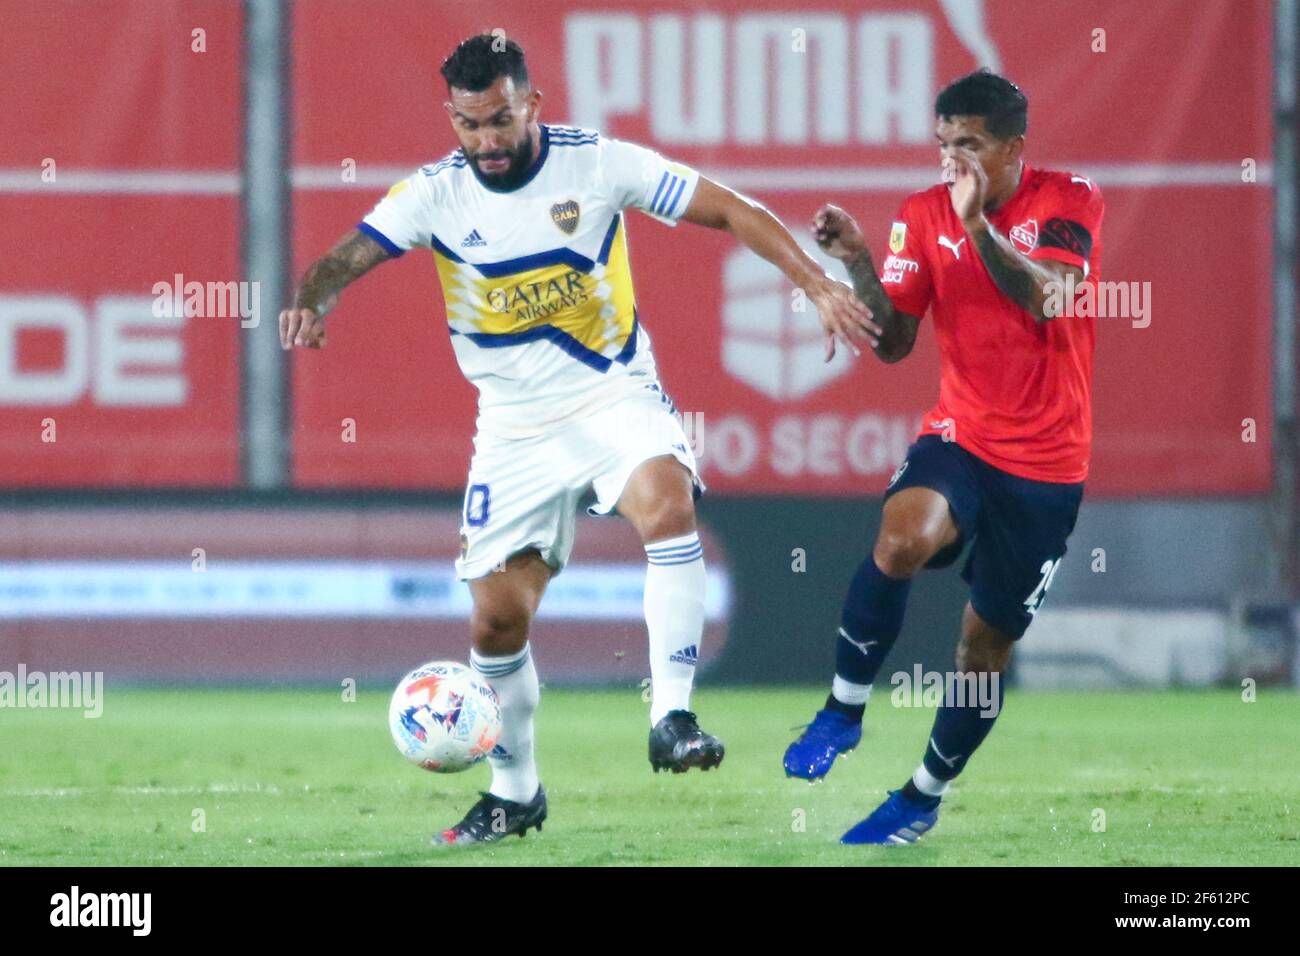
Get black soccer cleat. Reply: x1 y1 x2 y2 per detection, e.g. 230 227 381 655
432 786 548 846
649 710 725 773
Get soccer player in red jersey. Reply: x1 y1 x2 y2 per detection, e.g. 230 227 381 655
783 70 1105 844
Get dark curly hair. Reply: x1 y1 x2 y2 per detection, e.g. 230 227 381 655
935 69 1028 140
440 34 530 93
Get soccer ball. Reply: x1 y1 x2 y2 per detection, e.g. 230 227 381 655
388 661 502 773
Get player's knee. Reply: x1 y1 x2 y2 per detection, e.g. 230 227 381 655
637 496 696 545
470 599 533 656
872 531 939 579
955 629 1012 674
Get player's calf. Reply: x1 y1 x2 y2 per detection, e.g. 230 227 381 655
620 457 716 747
786 484 962 781
467 556 550 813
842 608 1012 845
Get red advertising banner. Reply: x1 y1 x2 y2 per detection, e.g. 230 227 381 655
0 0 244 486
289 0 1274 496
0 0 1275 495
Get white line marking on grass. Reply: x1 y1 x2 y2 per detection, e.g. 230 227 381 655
3 783 284 798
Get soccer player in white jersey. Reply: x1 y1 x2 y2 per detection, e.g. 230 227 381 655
279 34 876 845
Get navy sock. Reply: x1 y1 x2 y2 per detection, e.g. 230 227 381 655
921 672 1006 782
900 779 942 810
823 693 865 721
834 556 911 688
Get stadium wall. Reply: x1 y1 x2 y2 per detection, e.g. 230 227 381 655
0 495 1281 689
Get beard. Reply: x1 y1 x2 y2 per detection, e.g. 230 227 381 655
466 137 537 191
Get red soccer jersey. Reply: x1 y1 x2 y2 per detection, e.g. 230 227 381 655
879 164 1104 483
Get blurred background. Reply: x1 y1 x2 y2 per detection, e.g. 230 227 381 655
0 0 1294 692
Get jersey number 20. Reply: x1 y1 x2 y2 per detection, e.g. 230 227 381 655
1024 557 1062 617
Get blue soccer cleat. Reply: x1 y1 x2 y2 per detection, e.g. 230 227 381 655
840 789 940 845
783 708 862 780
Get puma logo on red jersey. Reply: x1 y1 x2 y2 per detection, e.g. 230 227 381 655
938 235 966 260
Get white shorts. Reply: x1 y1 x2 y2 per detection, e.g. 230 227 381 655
455 388 703 580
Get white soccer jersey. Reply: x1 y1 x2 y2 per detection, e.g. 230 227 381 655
359 124 701 439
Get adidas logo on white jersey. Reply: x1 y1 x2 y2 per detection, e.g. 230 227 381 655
669 644 699 665
460 229 487 248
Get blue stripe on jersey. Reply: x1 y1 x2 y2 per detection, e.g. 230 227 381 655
430 154 467 168
357 221 405 258
548 130 599 142
651 176 670 214
451 316 640 374
430 214 622 277
663 177 689 218
421 154 467 179
429 231 465 263
546 125 598 140
649 172 671 214
615 315 639 365
471 247 597 278
655 175 682 215
596 214 621 264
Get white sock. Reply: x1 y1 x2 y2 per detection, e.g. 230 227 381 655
470 644 540 804
832 676 872 707
644 532 706 725
911 763 950 799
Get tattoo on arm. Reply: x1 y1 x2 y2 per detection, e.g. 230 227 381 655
967 223 1073 323
292 229 392 316
843 248 920 363
970 226 1039 310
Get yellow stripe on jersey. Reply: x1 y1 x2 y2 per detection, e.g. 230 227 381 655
432 215 637 362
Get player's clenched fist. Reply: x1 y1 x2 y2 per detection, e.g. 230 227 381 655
279 307 326 349
812 204 866 261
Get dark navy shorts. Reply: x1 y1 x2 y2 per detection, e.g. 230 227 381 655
883 434 1084 640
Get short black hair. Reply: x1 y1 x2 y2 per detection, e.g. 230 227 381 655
934 69 1028 139
440 34 530 93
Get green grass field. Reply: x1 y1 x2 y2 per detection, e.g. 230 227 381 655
1 687 1296 866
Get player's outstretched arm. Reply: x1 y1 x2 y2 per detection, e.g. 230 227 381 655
950 148 1084 324
680 177 881 362
811 204 920 364
279 229 393 349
